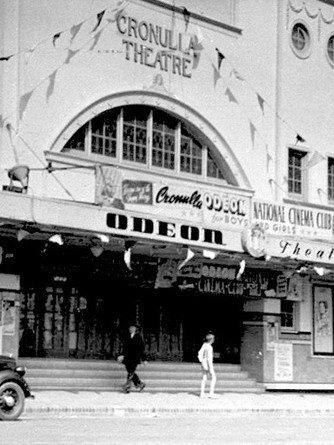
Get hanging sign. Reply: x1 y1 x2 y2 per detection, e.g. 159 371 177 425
253 199 334 241
196 264 276 298
265 236 334 265
96 166 251 232
106 210 244 253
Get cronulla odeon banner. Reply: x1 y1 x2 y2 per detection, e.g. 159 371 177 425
249 199 334 264
95 166 251 252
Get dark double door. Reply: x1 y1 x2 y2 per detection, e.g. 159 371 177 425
19 280 243 363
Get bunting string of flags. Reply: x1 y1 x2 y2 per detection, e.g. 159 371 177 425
192 24 306 182
15 3 128 121
1 0 323 191
0 1 127 63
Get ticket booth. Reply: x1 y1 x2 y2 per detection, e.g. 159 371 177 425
0 274 21 358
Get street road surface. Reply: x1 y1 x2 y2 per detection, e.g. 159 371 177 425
2 414 334 444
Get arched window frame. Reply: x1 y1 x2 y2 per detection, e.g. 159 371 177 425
63 105 230 185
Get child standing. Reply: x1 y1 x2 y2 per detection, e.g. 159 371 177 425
197 333 217 398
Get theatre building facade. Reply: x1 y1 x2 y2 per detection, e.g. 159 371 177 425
2 0 334 389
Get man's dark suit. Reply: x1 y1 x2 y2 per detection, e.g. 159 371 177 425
123 332 146 392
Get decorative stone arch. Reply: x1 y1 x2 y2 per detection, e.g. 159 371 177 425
48 90 252 190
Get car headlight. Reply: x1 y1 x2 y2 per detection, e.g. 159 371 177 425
15 366 26 376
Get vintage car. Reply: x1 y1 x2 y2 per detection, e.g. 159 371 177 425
0 355 33 420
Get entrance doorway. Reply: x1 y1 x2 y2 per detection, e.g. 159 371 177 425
19 279 244 363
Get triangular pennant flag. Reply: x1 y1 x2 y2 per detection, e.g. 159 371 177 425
110 0 127 20
92 10 106 33
193 52 201 70
19 91 33 120
89 30 103 51
249 121 256 148
212 63 221 88
257 93 265 114
70 22 83 43
178 248 195 270
236 260 246 280
183 8 191 30
230 68 244 81
225 87 238 103
216 48 225 70
53 32 62 47
203 249 217 260
65 49 79 64
266 150 273 171
5 122 12 136
24 47 36 65
314 266 331 276
296 134 305 144
107 14 118 24
189 36 204 70
0 54 14 61
124 247 132 270
49 234 63 245
46 70 57 102
307 150 325 169
196 25 204 44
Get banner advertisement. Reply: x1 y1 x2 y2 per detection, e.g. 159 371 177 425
253 200 334 241
96 165 251 233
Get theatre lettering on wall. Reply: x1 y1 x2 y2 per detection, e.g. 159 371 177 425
117 13 200 77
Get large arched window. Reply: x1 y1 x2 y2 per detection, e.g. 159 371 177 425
62 105 228 183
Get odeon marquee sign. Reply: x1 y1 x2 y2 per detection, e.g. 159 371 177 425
106 211 244 252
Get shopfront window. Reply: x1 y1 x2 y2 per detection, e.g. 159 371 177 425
280 300 296 331
63 105 227 183
328 157 334 202
288 148 307 199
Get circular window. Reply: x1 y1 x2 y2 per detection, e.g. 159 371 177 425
327 34 334 67
290 22 312 59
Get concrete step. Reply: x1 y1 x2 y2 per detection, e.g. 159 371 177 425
20 359 263 393
30 385 264 393
25 369 251 381
21 359 242 373
26 377 259 388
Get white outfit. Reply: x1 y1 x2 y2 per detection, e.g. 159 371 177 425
198 341 216 398
198 342 213 372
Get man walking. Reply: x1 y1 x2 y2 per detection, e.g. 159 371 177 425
118 325 146 393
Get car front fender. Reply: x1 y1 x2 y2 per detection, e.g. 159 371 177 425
0 370 32 398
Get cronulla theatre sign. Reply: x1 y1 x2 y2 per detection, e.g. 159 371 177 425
117 12 200 77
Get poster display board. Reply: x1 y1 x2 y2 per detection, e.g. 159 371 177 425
274 342 293 381
313 286 333 355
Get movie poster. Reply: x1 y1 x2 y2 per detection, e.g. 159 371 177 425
314 286 333 354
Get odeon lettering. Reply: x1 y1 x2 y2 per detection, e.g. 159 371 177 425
106 212 227 246
155 186 247 216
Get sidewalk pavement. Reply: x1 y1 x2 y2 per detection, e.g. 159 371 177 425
23 390 334 417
